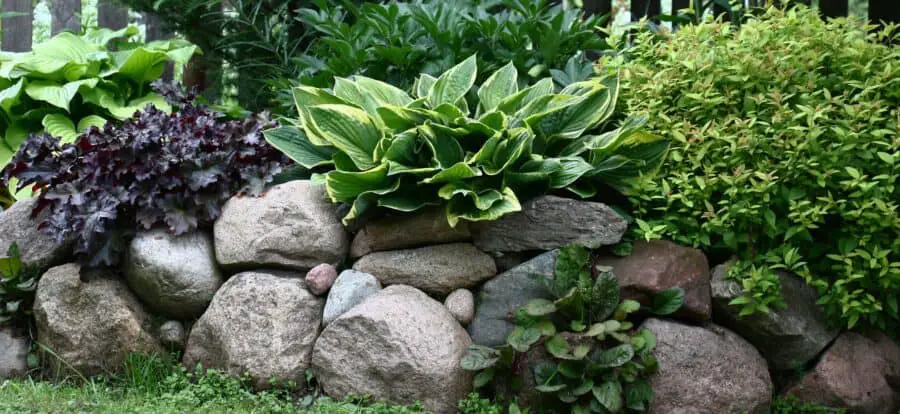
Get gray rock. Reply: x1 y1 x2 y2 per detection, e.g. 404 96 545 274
0 327 28 379
349 208 471 259
214 180 350 272
352 243 496 295
312 285 473 414
305 263 338 296
490 251 534 272
34 264 162 377
322 270 381 326
471 195 627 252
642 318 772 414
595 240 711 322
711 263 839 371
0 198 70 272
444 289 475 326
125 230 223 319
468 250 558 347
158 321 186 351
785 331 900 414
183 270 324 390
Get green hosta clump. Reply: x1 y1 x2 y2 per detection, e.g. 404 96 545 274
265 56 668 227
460 244 684 413
614 5 900 331
0 27 198 170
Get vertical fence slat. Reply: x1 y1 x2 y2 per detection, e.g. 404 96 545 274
98 1 129 30
869 0 900 24
1 0 33 52
144 13 174 81
582 0 613 17
51 0 82 34
819 0 848 18
631 0 661 21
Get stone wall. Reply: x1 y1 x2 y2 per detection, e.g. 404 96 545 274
1 180 898 414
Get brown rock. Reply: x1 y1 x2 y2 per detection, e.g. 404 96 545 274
595 240 711 322
349 208 470 259
305 263 338 296
785 332 900 413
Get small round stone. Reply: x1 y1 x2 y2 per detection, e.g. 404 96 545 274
159 320 186 351
444 288 475 326
305 263 338 296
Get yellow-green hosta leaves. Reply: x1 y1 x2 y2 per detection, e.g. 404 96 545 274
269 56 668 226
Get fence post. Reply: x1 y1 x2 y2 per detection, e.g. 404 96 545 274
631 0 661 21
582 0 612 17
144 13 174 81
869 0 900 25
98 1 129 29
1 0 33 52
51 0 82 34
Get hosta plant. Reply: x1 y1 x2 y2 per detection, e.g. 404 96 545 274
460 244 684 413
1 82 288 268
265 56 668 227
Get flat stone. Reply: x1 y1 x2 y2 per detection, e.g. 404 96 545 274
0 198 71 273
444 288 475 326
468 250 558 347
183 270 324 390
352 243 496 295
125 230 223 319
471 195 627 252
595 240 711 322
349 208 470 259
34 264 162 377
214 180 350 272
0 326 28 379
643 318 772 414
711 262 839 371
322 269 382 326
312 285 472 414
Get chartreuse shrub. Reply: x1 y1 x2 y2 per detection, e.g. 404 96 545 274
613 5 900 330
0 27 198 170
265 56 668 227
1 83 288 268
460 244 684 413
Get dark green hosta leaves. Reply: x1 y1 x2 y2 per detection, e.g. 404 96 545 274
596 344 635 368
652 288 686 315
590 272 621 321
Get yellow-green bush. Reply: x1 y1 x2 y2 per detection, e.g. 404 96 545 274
612 6 899 330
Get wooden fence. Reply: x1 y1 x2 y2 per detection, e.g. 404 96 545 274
584 0 899 22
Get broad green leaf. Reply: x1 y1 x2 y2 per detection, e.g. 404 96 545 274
25 33 95 76
427 54 477 108
445 186 521 227
470 128 533 175
419 124 465 168
523 299 557 316
625 380 653 411
292 86 352 146
414 73 438 100
0 79 24 112
595 344 634 368
593 381 623 412
614 299 642 320
105 93 170 119
106 48 170 83
478 62 518 114
473 369 494 388
42 114 78 143
82 26 140 46
354 75 413 107
264 126 336 169
421 162 480 184
376 106 432 132
308 104 383 170
652 288 685 315
591 272 620 320
496 77 554 115
544 335 573 359
506 326 541 352
77 115 107 133
527 81 614 141
376 190 439 212
165 46 199 66
459 345 501 371
325 163 397 203
25 78 98 111
535 383 567 393
549 157 593 189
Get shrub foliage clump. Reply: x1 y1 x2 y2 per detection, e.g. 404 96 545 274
2 82 288 267
615 6 900 330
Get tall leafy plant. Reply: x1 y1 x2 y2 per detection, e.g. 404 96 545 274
265 56 669 227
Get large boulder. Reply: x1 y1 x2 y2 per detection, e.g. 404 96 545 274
785 331 900 413
471 195 627 252
352 243 496 295
468 250 558 347
183 270 324 390
0 327 28 379
711 263 839 371
312 285 472 414
124 230 223 319
214 181 349 272
595 240 711 322
322 269 382 326
0 198 70 272
34 264 162 377
642 318 772 414
349 208 471 259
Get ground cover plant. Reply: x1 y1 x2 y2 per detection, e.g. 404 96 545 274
612 5 900 331
1 82 288 268
265 56 669 227
460 244 684 413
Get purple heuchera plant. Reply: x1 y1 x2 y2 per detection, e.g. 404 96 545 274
2 81 289 267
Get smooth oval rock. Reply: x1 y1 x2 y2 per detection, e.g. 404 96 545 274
0 198 71 273
322 269 381 326
0 326 28 379
643 318 772 414
711 262 838 371
214 181 350 272
312 285 473 414
444 288 475 326
349 208 471 259
158 320 186 351
183 270 324 390
34 264 162 377
595 240 711 322
352 243 496 295
471 195 627 252
785 331 900 414
305 263 338 296
125 230 223 319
